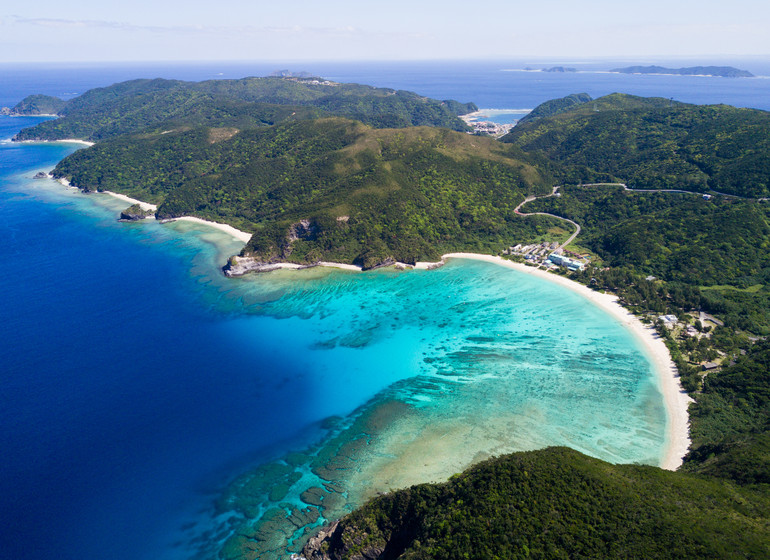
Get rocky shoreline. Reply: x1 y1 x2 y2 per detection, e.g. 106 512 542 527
223 255 307 276
222 255 417 277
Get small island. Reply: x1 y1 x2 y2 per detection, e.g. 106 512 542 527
611 65 754 78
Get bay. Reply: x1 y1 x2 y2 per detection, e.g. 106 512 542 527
1 59 766 559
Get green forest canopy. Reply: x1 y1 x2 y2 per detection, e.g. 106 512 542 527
503 93 770 197
51 118 558 268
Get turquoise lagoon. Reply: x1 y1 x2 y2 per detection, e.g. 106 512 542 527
1 119 665 560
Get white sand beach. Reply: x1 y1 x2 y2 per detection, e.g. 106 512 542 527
317 261 363 271
19 138 95 147
417 252 692 470
59 139 95 147
102 191 158 212
169 216 253 243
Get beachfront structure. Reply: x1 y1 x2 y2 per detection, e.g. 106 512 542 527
659 314 679 329
547 253 585 271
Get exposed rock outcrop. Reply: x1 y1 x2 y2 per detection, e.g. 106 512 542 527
223 256 305 277
300 519 386 560
119 204 154 221
288 219 319 243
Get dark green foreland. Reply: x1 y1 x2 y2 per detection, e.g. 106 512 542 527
301 447 769 560
12 76 476 142
10 94 67 115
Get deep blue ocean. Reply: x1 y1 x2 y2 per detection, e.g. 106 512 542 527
1 59 769 560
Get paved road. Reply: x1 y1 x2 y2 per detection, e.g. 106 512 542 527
580 182 748 199
514 181 749 253
514 187 581 251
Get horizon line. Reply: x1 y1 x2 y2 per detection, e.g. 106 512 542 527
2 54 770 66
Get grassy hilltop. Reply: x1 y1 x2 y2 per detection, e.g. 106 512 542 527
52 117 557 268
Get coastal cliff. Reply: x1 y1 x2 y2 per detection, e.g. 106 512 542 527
223 256 303 276
119 204 154 221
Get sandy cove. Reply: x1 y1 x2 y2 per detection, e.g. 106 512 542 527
241 250 691 468
18 138 95 147
99 191 252 243
415 253 692 471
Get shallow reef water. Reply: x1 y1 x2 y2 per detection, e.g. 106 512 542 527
180 257 666 559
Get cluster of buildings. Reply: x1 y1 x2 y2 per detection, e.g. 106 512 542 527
467 120 515 136
505 242 558 260
504 242 588 271
294 78 338 87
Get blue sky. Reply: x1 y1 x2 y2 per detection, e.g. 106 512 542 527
2 1 769 62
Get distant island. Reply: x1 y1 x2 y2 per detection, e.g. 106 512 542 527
268 69 316 78
523 66 577 73
611 65 754 78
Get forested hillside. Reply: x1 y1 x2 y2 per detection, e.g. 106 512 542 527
12 77 475 141
526 185 770 288
515 92 593 125
301 447 770 560
502 93 770 197
8 94 66 115
52 118 558 268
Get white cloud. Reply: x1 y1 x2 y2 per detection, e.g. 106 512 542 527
8 15 425 40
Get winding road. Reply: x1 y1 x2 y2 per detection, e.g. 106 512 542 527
513 181 745 252
514 186 581 251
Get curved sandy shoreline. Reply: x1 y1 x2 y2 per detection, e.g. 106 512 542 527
99 191 252 243
102 190 158 212
18 138 95 147
245 250 691 468
420 253 692 470
169 216 252 243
